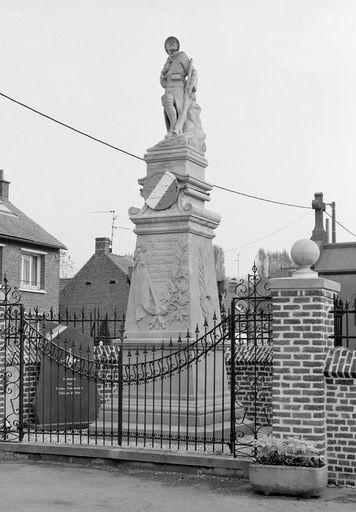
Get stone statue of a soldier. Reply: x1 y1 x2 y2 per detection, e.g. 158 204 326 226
160 37 206 153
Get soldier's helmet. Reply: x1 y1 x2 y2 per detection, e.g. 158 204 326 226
164 36 180 54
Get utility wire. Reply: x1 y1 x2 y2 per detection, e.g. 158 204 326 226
325 210 356 238
212 184 312 210
0 91 312 209
225 210 313 252
0 92 145 162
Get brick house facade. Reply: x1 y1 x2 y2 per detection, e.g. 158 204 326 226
59 237 134 317
0 170 65 312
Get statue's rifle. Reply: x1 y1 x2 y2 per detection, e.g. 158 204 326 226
174 59 193 134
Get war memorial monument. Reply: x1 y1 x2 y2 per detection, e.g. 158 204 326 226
125 36 221 339
99 37 230 438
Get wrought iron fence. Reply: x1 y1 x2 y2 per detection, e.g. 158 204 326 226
331 296 356 349
0 270 273 458
25 308 125 346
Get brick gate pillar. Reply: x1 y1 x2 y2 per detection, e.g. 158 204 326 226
269 239 340 455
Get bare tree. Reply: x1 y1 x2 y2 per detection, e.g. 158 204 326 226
255 248 292 278
213 245 227 305
60 249 75 278
213 245 226 281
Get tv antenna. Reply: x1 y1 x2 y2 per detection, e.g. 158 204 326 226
91 210 131 252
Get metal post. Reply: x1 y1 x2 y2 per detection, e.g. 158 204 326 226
325 218 330 243
117 341 123 446
229 298 236 457
333 296 343 347
18 305 25 442
331 202 336 243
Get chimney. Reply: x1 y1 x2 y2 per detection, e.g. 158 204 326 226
95 237 111 254
0 170 10 200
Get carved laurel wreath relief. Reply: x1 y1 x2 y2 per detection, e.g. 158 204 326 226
134 241 189 330
198 246 212 321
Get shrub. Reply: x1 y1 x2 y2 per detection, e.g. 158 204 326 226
253 436 325 468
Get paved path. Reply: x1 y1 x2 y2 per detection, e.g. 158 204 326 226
0 461 355 512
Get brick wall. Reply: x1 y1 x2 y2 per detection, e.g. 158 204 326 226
325 347 356 486
270 277 339 455
225 347 273 426
23 362 40 424
0 240 60 312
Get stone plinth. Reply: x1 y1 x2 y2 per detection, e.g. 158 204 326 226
124 142 221 343
97 141 231 442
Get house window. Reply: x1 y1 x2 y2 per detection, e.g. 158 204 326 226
21 253 42 290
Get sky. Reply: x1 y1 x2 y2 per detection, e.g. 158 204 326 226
1 0 356 278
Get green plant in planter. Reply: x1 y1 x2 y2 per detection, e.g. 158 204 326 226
254 436 325 468
249 437 327 498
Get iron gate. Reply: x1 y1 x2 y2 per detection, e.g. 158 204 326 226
0 269 273 457
331 296 356 349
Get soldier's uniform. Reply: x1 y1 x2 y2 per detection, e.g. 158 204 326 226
160 51 197 134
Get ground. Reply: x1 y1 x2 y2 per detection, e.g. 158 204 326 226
0 461 355 512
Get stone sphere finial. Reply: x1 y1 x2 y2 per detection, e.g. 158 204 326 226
290 239 320 278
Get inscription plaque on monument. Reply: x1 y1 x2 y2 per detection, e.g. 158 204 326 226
131 235 189 330
33 325 100 429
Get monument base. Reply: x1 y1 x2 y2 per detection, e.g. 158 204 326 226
94 396 243 444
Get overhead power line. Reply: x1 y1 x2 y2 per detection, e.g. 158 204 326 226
225 210 313 252
212 184 312 210
0 91 313 210
325 210 356 239
0 92 145 162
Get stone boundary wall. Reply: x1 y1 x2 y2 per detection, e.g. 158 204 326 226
324 347 356 486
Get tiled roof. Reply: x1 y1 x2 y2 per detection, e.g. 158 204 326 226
0 199 65 249
107 254 134 275
316 243 356 272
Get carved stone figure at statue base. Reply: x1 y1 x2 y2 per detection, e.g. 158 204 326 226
159 36 206 154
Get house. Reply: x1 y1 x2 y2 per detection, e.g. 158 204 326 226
0 170 65 311
310 192 356 302
309 191 356 349
59 237 134 318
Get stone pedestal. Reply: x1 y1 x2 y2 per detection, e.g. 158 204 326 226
96 142 232 441
124 142 221 342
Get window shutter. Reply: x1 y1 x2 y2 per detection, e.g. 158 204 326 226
40 255 45 289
